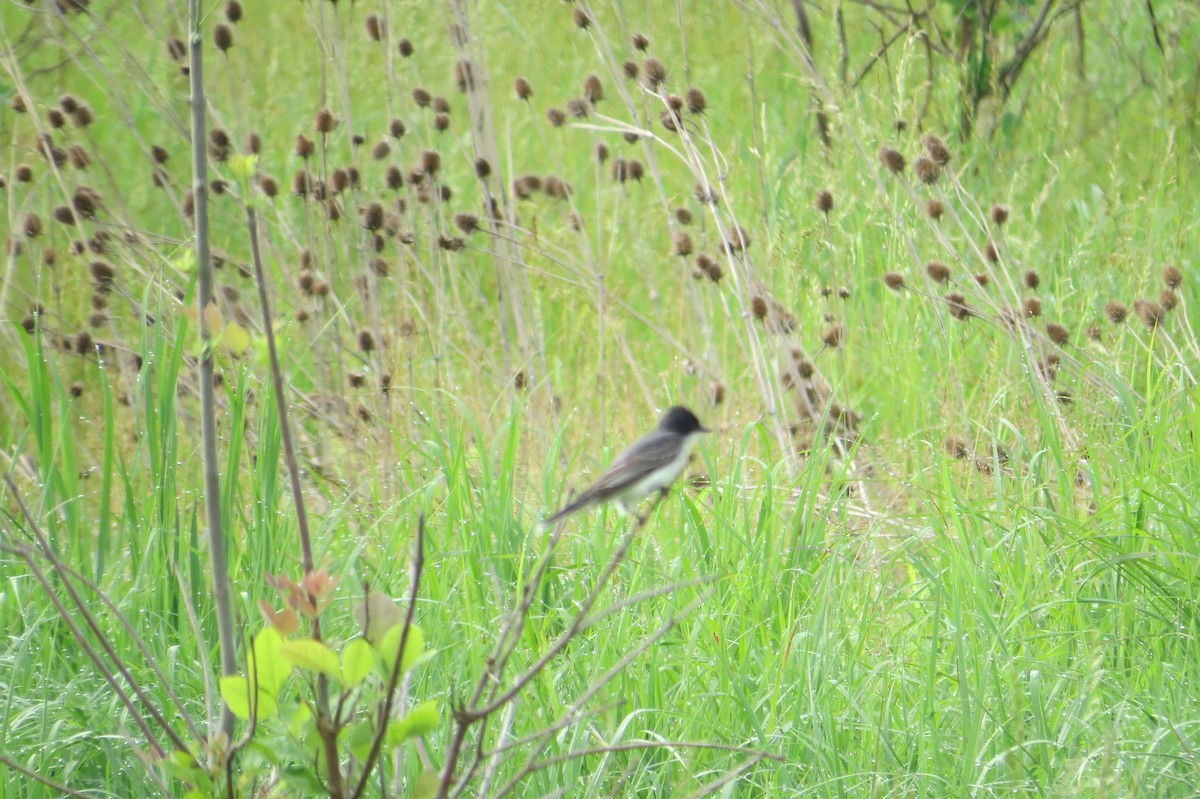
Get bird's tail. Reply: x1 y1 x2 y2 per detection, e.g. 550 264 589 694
540 493 595 529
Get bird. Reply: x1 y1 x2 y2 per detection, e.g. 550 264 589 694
544 405 710 526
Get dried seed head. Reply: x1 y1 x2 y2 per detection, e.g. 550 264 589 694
72 186 101 218
627 160 645 181
750 295 769 320
1160 289 1179 312
16 164 33 182
822 324 845 348
295 135 315 158
991 204 1009 226
412 87 432 107
643 57 668 89
514 77 533 100
245 132 262 154
438 235 465 252
673 232 693 257
433 113 450 131
1023 297 1042 318
330 168 349 194
432 96 451 114
1104 300 1128 324
583 74 604 104
225 0 242 22
22 213 42 239
292 171 310 196
660 109 679 133
167 37 186 61
925 261 951 283
349 372 366 388
362 201 384 231
420 150 441 175
546 107 566 127
1046 322 1070 345
468 158 490 182
357 329 376 352
1136 300 1164 328
879 147 906 174
371 140 392 161
794 355 815 379
1086 323 1102 341
213 23 234 52
398 38 414 57
815 190 834 214
974 272 990 287
257 175 278 197
945 437 969 459
315 108 337 134
633 33 650 51
47 108 66 129
455 60 475 92
709 382 726 405
71 104 93 127
573 7 590 28
926 199 945 220
1024 270 1040 289
913 157 940 185
567 98 590 119
10 93 27 113
838 286 852 299
1163 265 1183 289
945 292 970 321
883 272 905 291
365 14 382 41
54 206 75 225
543 175 571 199
622 61 639 80
724 225 751 253
686 87 706 114
67 145 89 170
984 242 1000 263
454 213 479 234
923 134 951 166
75 331 94 355
89 259 115 284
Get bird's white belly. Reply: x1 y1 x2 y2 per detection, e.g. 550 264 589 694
614 438 696 510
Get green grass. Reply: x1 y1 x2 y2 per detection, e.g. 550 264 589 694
2 0 1200 796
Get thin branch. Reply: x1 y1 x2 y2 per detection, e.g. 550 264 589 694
188 0 239 744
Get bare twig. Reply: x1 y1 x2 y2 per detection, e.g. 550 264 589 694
188 0 239 745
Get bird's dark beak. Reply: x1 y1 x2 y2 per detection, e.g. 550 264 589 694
700 426 711 434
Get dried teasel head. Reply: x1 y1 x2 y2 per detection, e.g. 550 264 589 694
1045 322 1070 345
879 147 906 174
913 157 940 185
926 199 945 221
923 134 951 166
815 190 834 214
883 272 905 291
1163 264 1183 289
925 261 951 284
1104 300 1128 324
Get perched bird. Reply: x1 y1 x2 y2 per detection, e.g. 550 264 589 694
544 405 710 525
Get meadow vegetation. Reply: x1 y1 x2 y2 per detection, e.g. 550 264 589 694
1 1 1199 796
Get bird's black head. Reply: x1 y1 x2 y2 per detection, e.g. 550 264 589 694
659 405 710 436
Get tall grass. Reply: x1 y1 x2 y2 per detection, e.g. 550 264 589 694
2 1 1199 796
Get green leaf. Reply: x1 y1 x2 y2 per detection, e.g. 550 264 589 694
252 627 292 694
221 320 252 356
376 624 424 679
344 720 376 760
219 675 278 720
341 638 375 686
384 700 439 746
406 700 439 736
280 637 340 678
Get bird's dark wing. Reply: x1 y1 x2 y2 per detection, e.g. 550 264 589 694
544 431 682 524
